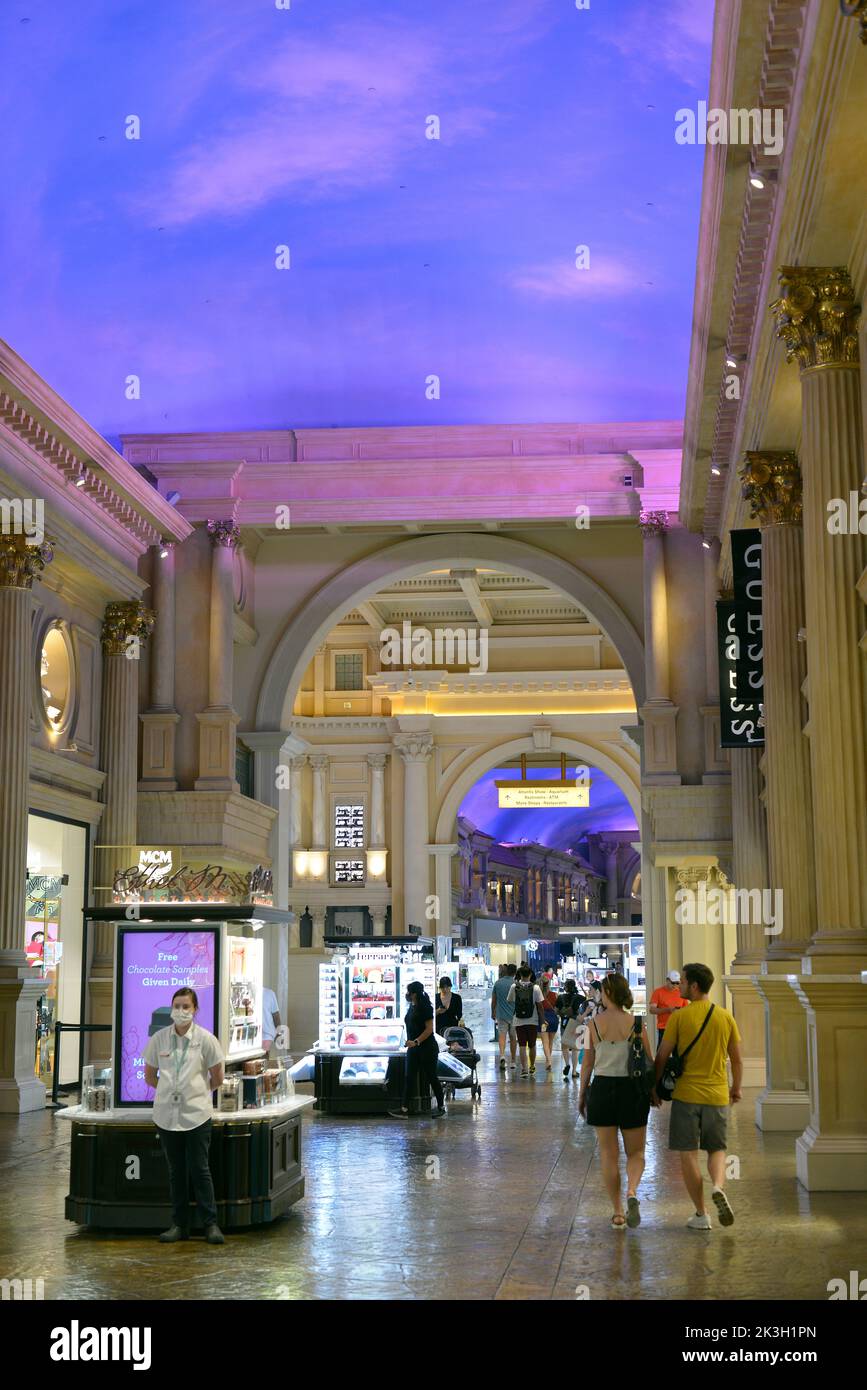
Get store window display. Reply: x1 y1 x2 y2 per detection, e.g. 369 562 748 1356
24 814 87 1087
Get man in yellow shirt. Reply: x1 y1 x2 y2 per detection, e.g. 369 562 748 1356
656 963 743 1231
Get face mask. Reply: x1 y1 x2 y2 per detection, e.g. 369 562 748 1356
172 1006 194 1025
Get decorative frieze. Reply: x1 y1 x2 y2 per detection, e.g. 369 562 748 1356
740 451 802 527
771 267 861 370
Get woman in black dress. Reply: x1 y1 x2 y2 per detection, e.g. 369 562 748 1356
390 982 446 1118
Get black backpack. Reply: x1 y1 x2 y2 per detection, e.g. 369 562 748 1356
514 981 535 1020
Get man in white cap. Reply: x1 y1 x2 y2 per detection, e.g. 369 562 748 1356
650 969 688 1049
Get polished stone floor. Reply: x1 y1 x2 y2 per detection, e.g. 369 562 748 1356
1 1055 863 1301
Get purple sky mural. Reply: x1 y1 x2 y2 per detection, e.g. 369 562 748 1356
1 0 712 443
459 767 638 852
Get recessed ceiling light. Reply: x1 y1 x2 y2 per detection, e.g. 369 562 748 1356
711 466 721 476
702 539 712 550
750 174 765 189
74 476 86 487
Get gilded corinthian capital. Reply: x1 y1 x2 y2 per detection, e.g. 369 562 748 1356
102 600 155 655
740 451 802 526
207 519 241 549
0 535 53 589
638 509 668 539
771 266 861 370
839 2 867 44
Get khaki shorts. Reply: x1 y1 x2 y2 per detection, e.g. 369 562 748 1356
496 1019 516 1037
669 1099 728 1153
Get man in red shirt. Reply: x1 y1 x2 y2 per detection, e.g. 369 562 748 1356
650 970 688 1047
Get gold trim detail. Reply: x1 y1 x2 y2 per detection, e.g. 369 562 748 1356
101 600 155 655
771 266 861 370
0 535 54 590
840 1 867 44
740 451 802 527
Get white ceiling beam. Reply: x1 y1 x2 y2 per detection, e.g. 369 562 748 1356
356 600 386 630
451 570 493 627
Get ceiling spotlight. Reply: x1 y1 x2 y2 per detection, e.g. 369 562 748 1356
165 490 181 505
711 465 721 476
159 545 169 558
702 539 712 550
725 355 738 369
74 476 87 487
749 173 765 189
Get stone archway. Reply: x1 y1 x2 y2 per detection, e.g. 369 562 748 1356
255 531 645 727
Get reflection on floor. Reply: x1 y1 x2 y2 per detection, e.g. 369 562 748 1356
0 1056 863 1302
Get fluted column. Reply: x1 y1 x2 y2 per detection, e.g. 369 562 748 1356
94 601 155 939
600 840 620 921
140 542 179 789
289 756 305 851
0 538 53 1113
309 755 329 849
639 511 679 780
429 844 458 936
368 753 387 846
739 452 815 1125
772 266 867 1187
394 732 433 934
773 269 867 964
724 746 769 1088
195 520 240 791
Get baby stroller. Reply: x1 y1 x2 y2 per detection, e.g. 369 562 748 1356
440 1025 482 1102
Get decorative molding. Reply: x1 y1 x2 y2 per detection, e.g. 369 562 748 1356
771 266 861 369
207 519 241 549
740 451 802 526
840 1 867 44
393 732 434 764
638 509 668 538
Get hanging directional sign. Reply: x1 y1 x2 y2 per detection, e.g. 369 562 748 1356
496 755 591 807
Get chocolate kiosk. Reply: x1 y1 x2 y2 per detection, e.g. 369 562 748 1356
60 853 313 1231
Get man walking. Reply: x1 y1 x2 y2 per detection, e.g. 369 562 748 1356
507 965 545 1077
655 963 742 1231
649 969 687 1048
491 963 518 1072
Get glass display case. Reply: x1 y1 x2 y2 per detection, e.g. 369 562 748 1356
225 934 264 1060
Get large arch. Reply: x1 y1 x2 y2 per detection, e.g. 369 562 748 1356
255 532 645 727
433 733 641 844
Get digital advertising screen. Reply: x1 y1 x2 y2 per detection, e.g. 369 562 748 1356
114 926 219 1106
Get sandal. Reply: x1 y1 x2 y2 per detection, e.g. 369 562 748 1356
626 1195 641 1228
610 1214 626 1229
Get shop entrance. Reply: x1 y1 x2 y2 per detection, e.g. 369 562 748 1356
25 813 87 1088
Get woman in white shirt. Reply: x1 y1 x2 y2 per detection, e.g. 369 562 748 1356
143 986 225 1245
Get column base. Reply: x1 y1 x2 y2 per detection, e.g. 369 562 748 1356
755 1088 811 1131
87 977 114 1065
796 1126 867 1192
0 1076 46 1115
741 1056 766 1089
139 710 180 791
195 708 240 793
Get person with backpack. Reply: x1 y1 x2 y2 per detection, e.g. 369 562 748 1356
506 965 545 1076
655 963 742 1231
557 978 584 1079
539 976 560 1074
491 962 518 1072
577 974 658 1230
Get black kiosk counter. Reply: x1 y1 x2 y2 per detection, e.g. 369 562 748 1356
63 902 312 1230
306 936 438 1116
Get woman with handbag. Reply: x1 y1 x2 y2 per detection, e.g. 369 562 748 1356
577 974 659 1230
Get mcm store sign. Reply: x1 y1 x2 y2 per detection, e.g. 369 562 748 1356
98 846 273 906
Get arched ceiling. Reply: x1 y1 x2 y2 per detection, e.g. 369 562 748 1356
2 0 712 442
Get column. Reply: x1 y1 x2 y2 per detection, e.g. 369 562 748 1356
91 599 155 1060
428 844 458 937
244 731 308 914
0 537 53 1113
309 755 329 848
289 756 305 856
740 451 814 1126
311 906 327 951
773 266 867 1187
600 840 620 922
368 753 386 847
723 747 769 1087
371 908 387 937
140 542 179 789
393 732 433 934
639 511 679 780
195 520 240 791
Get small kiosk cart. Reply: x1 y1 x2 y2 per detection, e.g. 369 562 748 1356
60 855 313 1230
312 936 437 1115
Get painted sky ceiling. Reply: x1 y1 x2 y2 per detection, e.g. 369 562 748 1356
2 0 712 445
459 767 638 852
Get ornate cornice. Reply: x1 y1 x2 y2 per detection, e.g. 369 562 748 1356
771 266 861 370
740 451 802 526
393 732 434 764
0 534 53 589
638 509 668 539
840 1 867 44
101 599 155 655
207 519 241 549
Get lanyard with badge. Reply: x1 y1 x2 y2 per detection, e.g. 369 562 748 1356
169 1029 189 1107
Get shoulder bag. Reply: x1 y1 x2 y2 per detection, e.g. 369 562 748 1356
657 1004 715 1102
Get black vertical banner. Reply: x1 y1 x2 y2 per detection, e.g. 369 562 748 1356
717 600 764 747
730 529 763 700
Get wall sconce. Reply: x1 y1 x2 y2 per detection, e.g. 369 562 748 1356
308 851 327 879
367 849 387 879
294 850 309 878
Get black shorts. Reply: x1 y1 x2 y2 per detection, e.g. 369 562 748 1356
586 1075 650 1131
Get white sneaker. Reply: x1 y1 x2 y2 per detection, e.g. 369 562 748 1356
686 1213 712 1231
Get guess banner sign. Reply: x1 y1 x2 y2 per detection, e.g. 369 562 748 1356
730 529 764 700
717 600 764 747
